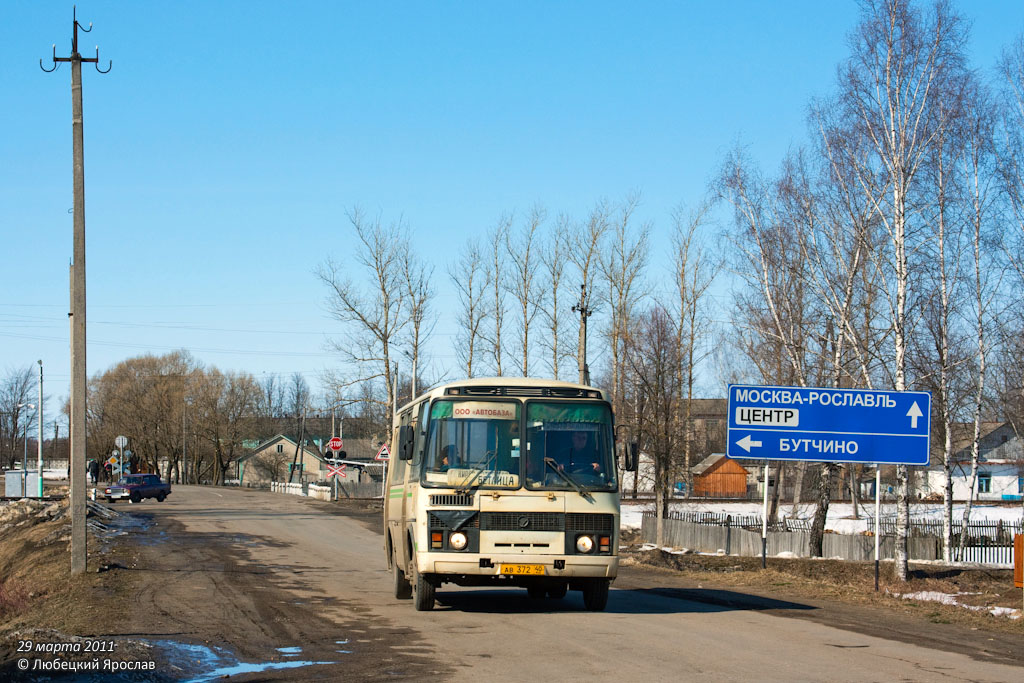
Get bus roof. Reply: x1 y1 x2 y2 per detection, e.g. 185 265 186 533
397 377 607 413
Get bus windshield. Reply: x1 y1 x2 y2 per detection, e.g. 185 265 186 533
524 402 616 491
423 400 521 489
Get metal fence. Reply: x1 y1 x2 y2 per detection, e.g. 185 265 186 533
864 516 1021 564
666 510 811 533
867 516 1023 540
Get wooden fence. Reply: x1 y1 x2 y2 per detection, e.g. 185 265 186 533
642 512 942 563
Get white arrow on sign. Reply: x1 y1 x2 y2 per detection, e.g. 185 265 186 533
906 401 923 428
736 435 763 452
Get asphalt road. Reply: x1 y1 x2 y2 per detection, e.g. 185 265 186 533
137 485 1022 682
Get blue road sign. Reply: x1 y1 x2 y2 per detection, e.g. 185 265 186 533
727 384 931 465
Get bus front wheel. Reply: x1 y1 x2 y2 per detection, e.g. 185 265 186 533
582 579 610 611
411 563 436 611
393 559 412 600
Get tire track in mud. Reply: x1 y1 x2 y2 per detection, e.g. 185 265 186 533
108 508 452 681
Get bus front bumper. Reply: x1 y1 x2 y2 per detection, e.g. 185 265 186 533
424 553 617 579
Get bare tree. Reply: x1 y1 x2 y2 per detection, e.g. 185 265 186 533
484 215 512 376
538 215 573 379
599 194 649 431
569 202 611 383
401 241 435 395
0 366 39 470
505 206 545 376
957 80 1002 560
318 209 408 415
669 202 715 499
449 237 491 378
624 306 682 532
828 0 967 580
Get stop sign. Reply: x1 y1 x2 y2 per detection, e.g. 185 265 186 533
328 437 344 453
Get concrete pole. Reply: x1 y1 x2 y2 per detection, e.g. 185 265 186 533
69 49 88 575
38 361 44 497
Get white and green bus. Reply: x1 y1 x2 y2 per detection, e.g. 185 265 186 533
384 377 633 611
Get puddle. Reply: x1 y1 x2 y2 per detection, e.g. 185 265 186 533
151 639 335 682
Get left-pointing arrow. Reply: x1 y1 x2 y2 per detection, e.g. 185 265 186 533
736 435 763 452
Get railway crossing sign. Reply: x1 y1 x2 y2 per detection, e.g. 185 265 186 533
326 463 347 479
375 444 390 461
727 384 931 465
328 437 343 453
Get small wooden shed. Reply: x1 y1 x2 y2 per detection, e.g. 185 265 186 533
692 453 749 498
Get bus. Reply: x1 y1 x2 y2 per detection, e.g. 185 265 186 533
384 377 634 611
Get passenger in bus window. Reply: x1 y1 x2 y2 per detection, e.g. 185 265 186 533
437 444 458 471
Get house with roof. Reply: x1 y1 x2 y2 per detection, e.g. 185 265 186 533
922 422 1024 501
236 434 327 487
692 453 753 498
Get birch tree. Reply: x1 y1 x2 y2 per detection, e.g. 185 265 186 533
829 0 967 580
957 81 1001 560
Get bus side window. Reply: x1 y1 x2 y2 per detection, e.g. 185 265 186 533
391 410 411 483
408 401 428 478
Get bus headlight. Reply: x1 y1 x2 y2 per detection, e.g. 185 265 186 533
449 531 468 550
576 535 594 553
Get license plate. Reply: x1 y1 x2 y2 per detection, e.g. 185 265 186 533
500 564 544 576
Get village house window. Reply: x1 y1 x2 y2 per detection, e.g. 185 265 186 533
276 444 284 453
977 472 991 494
1018 476 1023 494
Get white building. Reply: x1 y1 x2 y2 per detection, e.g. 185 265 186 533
922 422 1023 502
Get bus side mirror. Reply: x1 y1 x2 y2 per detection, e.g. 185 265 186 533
624 442 639 472
399 425 415 461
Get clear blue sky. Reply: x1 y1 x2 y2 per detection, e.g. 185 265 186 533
2 1 1022 422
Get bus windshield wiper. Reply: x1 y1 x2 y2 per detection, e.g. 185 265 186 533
456 449 498 492
544 458 592 499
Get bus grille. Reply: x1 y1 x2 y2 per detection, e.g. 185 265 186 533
480 512 564 531
429 493 475 507
429 512 480 529
566 513 615 533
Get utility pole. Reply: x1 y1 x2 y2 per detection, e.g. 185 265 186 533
42 7 111 575
37 360 44 497
572 284 593 385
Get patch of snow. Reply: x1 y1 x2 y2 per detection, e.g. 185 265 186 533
774 551 798 559
896 591 1022 620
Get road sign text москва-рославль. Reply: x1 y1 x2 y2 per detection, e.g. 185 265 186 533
726 384 931 465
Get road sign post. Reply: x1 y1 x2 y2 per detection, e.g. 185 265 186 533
327 438 344 500
728 384 931 577
376 444 390 498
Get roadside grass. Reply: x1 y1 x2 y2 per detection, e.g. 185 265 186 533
626 546 1024 635
0 500 136 637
